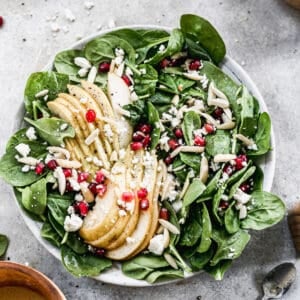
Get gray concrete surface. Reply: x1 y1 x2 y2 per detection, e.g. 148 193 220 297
0 0 299 299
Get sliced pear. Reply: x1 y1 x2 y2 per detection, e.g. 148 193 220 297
107 72 133 149
105 151 158 260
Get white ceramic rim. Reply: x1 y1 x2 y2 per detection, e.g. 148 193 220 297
12 25 276 287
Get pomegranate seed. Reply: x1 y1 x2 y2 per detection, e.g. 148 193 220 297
240 182 251 193
66 181 73 192
235 155 248 170
132 131 144 142
219 200 229 209
213 108 224 118
98 61 110 73
77 172 89 183
142 135 151 148
63 168 72 178
159 58 170 69
194 135 206 146
223 164 235 176
122 191 134 202
0 16 4 28
174 128 183 138
137 188 148 200
140 198 149 210
121 75 131 86
159 208 170 220
74 201 89 216
204 123 215 134
97 184 107 196
94 248 105 257
130 142 143 151
46 159 57 170
35 162 45 175
95 171 105 183
85 109 96 123
168 139 179 150
164 155 173 165
136 124 152 134
189 59 202 70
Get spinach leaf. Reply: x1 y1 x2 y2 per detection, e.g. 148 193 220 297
252 164 264 191
247 112 271 156
25 117 75 146
212 185 227 224
146 269 184 283
54 49 83 82
61 245 112 277
123 99 146 126
224 202 240 234
226 161 253 187
197 169 222 201
210 229 250 266
6 128 32 151
189 247 214 271
158 73 195 94
148 91 173 105
198 203 212 253
24 71 69 116
0 234 9 257
21 178 47 216
146 29 184 65
134 64 158 98
41 221 61 248
179 204 202 247
205 130 231 157
183 178 206 208
241 191 285 230
172 157 188 185
47 193 72 226
205 260 232 280
137 29 169 42
238 86 258 138
147 102 161 149
179 153 200 171
182 111 201 145
180 14 226 64
185 35 212 61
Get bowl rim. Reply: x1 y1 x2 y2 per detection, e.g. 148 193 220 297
0 261 66 299
11 24 276 287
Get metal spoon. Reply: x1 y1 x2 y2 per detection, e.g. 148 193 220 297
261 262 296 299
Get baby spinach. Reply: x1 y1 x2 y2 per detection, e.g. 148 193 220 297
226 161 253 187
198 203 212 253
25 117 75 146
146 269 184 283
123 99 146 126
147 102 161 150
41 221 61 248
24 71 69 116
189 247 214 271
197 169 222 201
179 153 200 170
158 73 195 94
134 64 158 98
47 193 72 226
180 14 226 64
0 234 9 257
212 184 227 224
224 202 240 234
205 260 232 280
210 229 250 266
185 35 212 61
241 191 285 230
183 178 206 208
205 130 231 157
61 245 112 277
21 178 47 217
182 111 201 145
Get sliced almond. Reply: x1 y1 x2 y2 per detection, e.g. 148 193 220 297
171 94 180 106
239 204 247 219
217 121 236 130
85 128 100 146
211 82 229 101
163 228 170 248
80 182 95 203
179 172 191 199
113 105 131 117
208 97 229 108
199 112 219 126
53 167 66 195
17 157 39 166
158 219 180 235
56 158 82 169
223 108 232 120
213 154 237 163
47 146 70 160
164 253 178 270
235 133 254 146
170 146 205 158
199 156 209 184
156 224 164 234
183 71 204 81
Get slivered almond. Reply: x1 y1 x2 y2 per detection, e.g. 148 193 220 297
85 128 99 145
170 146 205 158
163 228 170 248
164 253 178 270
114 105 131 117
171 94 180 105
199 112 219 126
158 219 180 235
47 146 70 160
156 225 164 234
87 66 97 83
211 82 229 101
213 154 237 163
199 156 209 183
56 158 82 169
235 133 254 146
171 164 186 172
179 173 191 199
183 71 204 81
217 121 236 130
239 204 247 219
54 166 66 195
223 108 232 120
17 157 39 166
208 97 229 108
80 182 95 203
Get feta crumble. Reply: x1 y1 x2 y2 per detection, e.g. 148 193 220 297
64 214 83 232
25 127 37 140
15 143 30 157
148 234 164 255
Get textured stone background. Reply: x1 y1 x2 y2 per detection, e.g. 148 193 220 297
0 0 299 299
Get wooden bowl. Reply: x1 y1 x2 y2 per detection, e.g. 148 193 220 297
0 261 66 300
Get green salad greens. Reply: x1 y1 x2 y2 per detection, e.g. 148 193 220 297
0 14 285 283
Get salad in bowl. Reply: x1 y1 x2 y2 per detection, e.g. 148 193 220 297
0 14 285 284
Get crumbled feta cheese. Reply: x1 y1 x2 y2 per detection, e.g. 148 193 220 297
130 91 139 101
15 143 30 157
159 133 170 152
233 188 252 204
25 127 37 140
21 165 30 173
86 156 93 162
87 66 97 83
67 206 75 215
74 193 84 202
247 143 258 151
140 68 146 75
172 199 182 212
78 68 89 77
60 123 68 131
68 178 81 191
239 204 247 219
171 117 180 128
35 89 49 98
143 151 154 168
64 8 76 22
103 124 114 142
162 112 173 121
129 181 136 189
158 44 166 52
93 157 103 167
148 234 164 255
74 57 91 69
80 97 88 104
115 48 125 57
64 214 83 232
